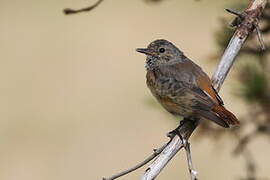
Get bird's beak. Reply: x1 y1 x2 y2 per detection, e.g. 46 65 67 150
136 48 154 56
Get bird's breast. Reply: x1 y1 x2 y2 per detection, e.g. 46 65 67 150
146 70 185 97
146 69 195 116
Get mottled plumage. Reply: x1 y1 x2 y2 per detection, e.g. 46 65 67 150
137 39 239 128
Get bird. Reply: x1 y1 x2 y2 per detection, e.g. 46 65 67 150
136 39 239 128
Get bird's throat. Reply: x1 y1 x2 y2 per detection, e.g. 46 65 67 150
145 57 157 71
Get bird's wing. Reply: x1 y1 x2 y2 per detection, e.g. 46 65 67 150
165 61 222 103
158 62 218 108
195 69 224 105
157 62 232 128
177 60 224 105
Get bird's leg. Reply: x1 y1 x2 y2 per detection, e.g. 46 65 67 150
166 117 197 138
166 118 186 139
166 126 180 139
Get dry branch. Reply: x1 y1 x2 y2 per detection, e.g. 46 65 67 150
141 0 267 180
140 119 198 180
102 143 168 180
102 0 268 180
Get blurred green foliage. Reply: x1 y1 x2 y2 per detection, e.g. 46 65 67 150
239 63 269 105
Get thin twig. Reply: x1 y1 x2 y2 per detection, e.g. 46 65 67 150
255 25 266 50
183 139 198 180
102 143 168 180
226 8 244 18
63 0 104 15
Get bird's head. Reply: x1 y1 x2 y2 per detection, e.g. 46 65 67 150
136 39 184 70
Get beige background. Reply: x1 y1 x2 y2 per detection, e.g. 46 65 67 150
0 0 269 180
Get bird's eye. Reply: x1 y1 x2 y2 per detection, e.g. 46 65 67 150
159 48 165 53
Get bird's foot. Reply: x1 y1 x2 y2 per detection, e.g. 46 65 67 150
166 128 179 139
166 119 186 139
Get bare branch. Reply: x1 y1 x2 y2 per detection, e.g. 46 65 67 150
183 140 198 180
102 143 168 180
63 0 104 15
212 0 267 91
141 1 268 180
141 119 198 180
101 1 268 180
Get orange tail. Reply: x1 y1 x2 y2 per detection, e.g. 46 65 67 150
212 105 239 125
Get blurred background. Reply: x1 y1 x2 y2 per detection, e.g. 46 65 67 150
0 0 269 180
